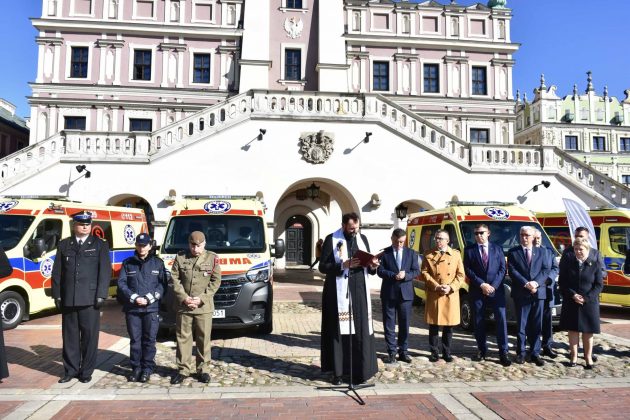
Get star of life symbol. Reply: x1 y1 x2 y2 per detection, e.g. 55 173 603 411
40 258 54 278
204 201 232 214
0 200 19 212
484 207 510 220
123 224 136 244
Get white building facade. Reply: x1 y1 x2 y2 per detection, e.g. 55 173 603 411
1 0 628 266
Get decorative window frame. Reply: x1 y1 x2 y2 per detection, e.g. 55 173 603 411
369 57 393 94
467 16 489 39
60 109 91 131
132 0 157 21
188 48 216 86
65 42 93 80
280 0 309 13
192 0 217 24
419 14 440 35
420 59 442 95
124 110 156 132
469 127 492 144
370 11 393 33
279 43 306 85
469 63 490 97
69 0 95 18
128 44 157 84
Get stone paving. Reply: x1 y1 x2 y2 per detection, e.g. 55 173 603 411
2 268 630 419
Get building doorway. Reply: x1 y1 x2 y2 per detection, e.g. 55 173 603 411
285 215 312 266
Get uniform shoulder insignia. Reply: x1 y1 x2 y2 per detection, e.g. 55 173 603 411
177 250 187 256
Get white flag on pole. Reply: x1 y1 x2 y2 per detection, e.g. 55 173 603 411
562 198 597 250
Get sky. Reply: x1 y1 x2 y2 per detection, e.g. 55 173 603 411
0 0 629 119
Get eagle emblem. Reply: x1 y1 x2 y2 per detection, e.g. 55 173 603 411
284 17 304 39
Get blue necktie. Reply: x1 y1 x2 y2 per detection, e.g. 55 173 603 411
396 249 402 270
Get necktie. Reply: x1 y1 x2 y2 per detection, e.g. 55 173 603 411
525 248 531 265
78 239 83 247
481 245 488 268
396 249 402 270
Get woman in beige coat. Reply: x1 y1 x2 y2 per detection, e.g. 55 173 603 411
421 229 464 362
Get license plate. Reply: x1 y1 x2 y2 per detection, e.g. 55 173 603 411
551 307 557 316
213 309 225 318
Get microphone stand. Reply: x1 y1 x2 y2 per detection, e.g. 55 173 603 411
317 233 374 405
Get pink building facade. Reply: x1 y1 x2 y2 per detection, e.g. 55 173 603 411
30 0 516 145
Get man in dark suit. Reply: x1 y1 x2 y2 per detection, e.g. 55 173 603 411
507 226 552 366
52 211 111 384
463 224 511 367
533 228 559 359
377 228 420 364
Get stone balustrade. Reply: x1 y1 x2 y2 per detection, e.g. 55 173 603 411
0 90 628 207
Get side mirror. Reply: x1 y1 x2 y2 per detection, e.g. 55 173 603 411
272 239 285 259
27 238 47 260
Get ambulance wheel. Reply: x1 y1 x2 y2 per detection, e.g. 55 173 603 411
0 291 26 330
460 294 473 331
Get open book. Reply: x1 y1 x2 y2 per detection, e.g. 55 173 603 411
352 249 384 267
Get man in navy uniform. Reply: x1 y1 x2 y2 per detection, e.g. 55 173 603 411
463 224 511 367
533 228 559 359
52 211 111 383
507 226 553 366
117 233 167 383
377 228 419 364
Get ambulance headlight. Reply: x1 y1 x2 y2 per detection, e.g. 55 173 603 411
246 267 270 283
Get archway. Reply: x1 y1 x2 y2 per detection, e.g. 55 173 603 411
284 215 312 266
108 194 155 236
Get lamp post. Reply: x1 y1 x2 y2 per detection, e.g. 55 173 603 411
517 180 551 204
305 182 320 200
395 203 408 220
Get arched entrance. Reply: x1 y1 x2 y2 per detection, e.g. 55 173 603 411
285 215 312 266
108 194 155 236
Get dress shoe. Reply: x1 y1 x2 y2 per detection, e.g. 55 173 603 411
384 353 397 364
592 354 598 363
78 376 92 383
428 353 439 362
499 353 512 367
567 361 577 368
530 355 545 367
58 375 74 384
127 368 142 382
584 363 594 370
472 351 486 362
170 373 187 385
198 372 211 383
443 354 454 363
515 354 525 364
398 353 412 363
139 372 150 383
332 376 343 385
542 347 558 359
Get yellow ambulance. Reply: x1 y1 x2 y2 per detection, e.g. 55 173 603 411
538 208 630 306
0 196 148 329
159 196 285 334
406 201 559 330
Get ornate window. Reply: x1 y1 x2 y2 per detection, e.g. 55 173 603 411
373 61 389 91
193 54 211 83
285 49 301 81
133 50 152 81
620 137 630 152
565 135 578 150
470 128 489 144
70 47 89 78
130 119 152 132
592 136 606 151
423 64 439 93
64 116 86 130
286 0 303 9
472 66 487 95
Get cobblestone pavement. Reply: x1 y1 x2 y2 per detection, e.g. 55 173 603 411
1 268 630 419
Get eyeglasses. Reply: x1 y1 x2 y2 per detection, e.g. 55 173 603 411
435 237 448 241
474 231 487 235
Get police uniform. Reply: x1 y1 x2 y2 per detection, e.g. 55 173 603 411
51 211 111 383
117 233 167 382
170 232 221 381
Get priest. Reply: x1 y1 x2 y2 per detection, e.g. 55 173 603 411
319 212 379 385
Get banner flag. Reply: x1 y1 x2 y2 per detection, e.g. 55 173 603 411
562 198 597 250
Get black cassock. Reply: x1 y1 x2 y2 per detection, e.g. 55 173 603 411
319 232 378 383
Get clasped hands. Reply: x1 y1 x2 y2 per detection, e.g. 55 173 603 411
436 284 452 296
525 281 539 294
134 296 149 306
183 296 201 310
480 283 495 296
342 257 380 270
572 293 585 305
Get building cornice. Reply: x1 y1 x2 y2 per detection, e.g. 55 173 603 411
394 53 419 61
238 59 272 68
344 34 519 53
32 18 243 39
443 55 469 64
36 36 63 46
95 39 125 48
491 58 515 67
159 42 187 52
346 51 370 59
217 45 240 54
29 82 231 100
316 63 351 71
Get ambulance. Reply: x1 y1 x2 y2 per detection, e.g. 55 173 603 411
0 196 148 329
537 208 630 306
158 196 285 334
406 201 561 330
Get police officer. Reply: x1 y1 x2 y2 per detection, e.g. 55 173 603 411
51 211 111 384
117 233 167 383
170 231 221 385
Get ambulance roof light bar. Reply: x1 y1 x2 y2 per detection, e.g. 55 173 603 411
446 200 517 207
1 195 72 201
182 195 257 200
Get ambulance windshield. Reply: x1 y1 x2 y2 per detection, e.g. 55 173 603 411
163 215 266 254
0 215 35 251
460 221 556 255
